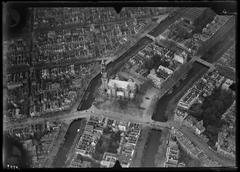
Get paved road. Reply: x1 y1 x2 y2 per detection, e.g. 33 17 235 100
4 111 89 130
4 105 155 131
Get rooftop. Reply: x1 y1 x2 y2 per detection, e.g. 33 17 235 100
108 79 136 90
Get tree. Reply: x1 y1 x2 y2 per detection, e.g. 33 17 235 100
207 125 218 135
111 131 121 141
189 103 203 118
203 107 213 119
213 99 224 113
217 119 228 128
220 89 234 106
144 58 154 70
229 83 236 91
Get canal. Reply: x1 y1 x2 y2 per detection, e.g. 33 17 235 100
77 74 101 111
152 62 209 122
142 129 162 167
52 119 84 167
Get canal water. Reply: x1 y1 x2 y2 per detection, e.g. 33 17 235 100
77 74 101 111
52 119 83 167
152 62 209 122
142 129 162 167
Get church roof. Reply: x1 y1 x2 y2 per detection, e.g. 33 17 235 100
108 79 136 90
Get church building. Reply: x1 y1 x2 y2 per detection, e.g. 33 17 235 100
100 60 137 99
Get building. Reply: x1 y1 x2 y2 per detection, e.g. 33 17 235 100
177 88 200 110
157 65 173 75
164 160 178 167
221 79 233 90
100 152 118 168
194 120 206 135
173 52 186 64
174 107 188 122
117 121 128 131
107 79 137 99
178 162 186 167
183 115 196 127
147 69 165 88
181 8 216 31
183 116 205 135
101 60 137 99
164 139 180 167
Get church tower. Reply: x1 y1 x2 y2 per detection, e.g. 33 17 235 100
101 60 108 93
